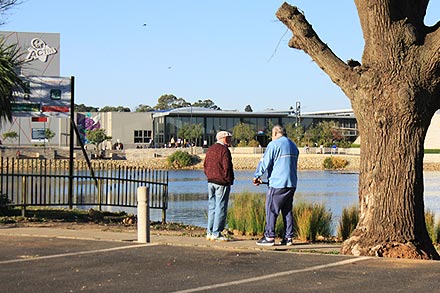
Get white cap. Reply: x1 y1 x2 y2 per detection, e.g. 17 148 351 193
216 131 232 141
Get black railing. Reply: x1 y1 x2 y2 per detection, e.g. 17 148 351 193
0 157 169 222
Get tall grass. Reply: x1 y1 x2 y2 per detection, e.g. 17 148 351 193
227 192 333 240
425 210 439 244
227 192 266 236
293 202 332 242
337 206 359 240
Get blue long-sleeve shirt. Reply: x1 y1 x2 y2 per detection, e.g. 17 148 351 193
254 136 299 188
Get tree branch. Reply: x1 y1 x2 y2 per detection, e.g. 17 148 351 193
423 25 440 108
276 3 359 99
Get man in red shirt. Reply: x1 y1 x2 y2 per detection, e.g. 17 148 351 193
203 131 234 241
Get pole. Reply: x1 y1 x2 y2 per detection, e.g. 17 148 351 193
68 76 75 209
137 186 150 243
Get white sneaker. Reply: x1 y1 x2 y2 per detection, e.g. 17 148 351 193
212 236 230 242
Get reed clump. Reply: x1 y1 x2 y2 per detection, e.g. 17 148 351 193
337 205 359 240
227 192 333 241
293 202 333 242
227 191 266 236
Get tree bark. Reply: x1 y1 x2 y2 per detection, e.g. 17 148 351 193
277 1 440 259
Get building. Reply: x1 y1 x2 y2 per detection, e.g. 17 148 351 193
0 31 60 76
152 107 358 147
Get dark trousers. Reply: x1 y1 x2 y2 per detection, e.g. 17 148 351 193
264 187 296 239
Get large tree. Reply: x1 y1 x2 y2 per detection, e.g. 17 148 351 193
277 2 440 259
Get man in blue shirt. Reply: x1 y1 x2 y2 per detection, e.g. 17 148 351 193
253 125 299 246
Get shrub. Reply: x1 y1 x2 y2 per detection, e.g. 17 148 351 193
247 139 260 147
293 202 332 242
237 140 247 147
435 220 440 245
322 156 348 169
0 193 11 216
167 150 193 168
227 191 266 236
337 206 359 240
425 210 437 243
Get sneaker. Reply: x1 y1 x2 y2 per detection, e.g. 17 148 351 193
256 237 275 246
280 238 293 246
206 233 214 241
212 236 230 242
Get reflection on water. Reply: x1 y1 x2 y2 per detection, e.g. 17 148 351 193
110 170 440 234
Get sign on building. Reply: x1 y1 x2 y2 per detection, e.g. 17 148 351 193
12 76 72 117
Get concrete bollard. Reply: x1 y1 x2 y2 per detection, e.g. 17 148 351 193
137 186 150 243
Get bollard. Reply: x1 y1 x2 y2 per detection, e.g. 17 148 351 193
137 186 150 243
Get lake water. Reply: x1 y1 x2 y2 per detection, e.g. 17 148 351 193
131 170 440 234
104 170 440 233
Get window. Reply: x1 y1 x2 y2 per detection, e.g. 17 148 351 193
134 130 152 143
32 128 46 141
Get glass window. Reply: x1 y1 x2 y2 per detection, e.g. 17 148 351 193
134 130 152 143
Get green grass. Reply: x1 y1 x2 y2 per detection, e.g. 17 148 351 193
424 149 440 154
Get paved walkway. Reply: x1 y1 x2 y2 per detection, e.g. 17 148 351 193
1 226 440 292
0 225 341 253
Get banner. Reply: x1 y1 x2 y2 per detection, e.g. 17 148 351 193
12 76 71 117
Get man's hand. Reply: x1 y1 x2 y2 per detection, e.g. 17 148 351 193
252 177 262 186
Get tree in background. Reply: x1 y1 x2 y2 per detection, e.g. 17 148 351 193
44 128 55 147
285 123 304 145
177 123 203 146
154 94 190 110
2 131 18 143
244 105 253 112
277 2 440 259
135 104 154 112
232 122 255 146
86 129 112 156
99 106 131 112
192 99 221 110
75 104 99 112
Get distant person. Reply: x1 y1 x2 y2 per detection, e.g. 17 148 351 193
253 125 299 246
331 144 337 154
203 131 234 242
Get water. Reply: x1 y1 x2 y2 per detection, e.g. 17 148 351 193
141 170 440 233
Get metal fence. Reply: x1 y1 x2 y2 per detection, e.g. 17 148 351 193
0 157 169 222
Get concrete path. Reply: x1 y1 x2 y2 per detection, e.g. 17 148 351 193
1 226 439 292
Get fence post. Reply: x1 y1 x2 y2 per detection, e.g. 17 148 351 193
97 179 102 211
21 176 27 217
137 186 150 243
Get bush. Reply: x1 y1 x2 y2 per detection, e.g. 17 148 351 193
227 191 266 236
322 156 348 169
0 194 11 216
337 206 359 240
247 139 260 147
425 210 437 244
167 150 193 168
237 140 247 147
435 220 440 245
293 202 332 242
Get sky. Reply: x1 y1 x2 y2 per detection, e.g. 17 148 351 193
2 1 440 113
